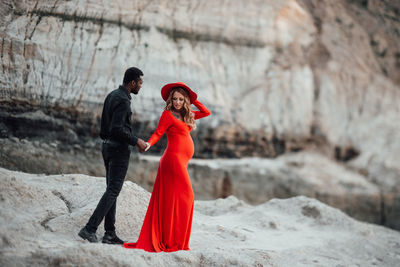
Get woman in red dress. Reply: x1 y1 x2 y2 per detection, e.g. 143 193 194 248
124 82 211 252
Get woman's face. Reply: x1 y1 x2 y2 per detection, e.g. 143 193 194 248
172 91 185 111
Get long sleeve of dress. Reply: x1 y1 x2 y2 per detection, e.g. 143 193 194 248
192 100 211 120
147 111 173 146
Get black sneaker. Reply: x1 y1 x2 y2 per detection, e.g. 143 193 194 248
102 231 124 245
78 227 98 243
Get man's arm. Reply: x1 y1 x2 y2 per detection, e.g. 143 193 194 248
109 99 138 146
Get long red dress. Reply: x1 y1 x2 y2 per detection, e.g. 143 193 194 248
123 100 210 252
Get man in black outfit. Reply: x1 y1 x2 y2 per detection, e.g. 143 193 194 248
78 67 148 244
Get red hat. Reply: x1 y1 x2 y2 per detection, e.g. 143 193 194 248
161 82 197 103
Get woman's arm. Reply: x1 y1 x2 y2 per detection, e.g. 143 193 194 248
147 111 173 147
192 100 211 120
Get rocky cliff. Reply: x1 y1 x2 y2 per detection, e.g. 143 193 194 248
1 0 399 155
1 0 400 229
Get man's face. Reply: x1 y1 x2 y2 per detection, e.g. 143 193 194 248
131 77 143 94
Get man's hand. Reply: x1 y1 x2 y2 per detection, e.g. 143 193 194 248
137 138 148 152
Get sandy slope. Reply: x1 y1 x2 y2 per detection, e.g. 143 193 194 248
0 167 399 266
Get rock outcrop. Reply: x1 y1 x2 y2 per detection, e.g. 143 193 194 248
1 167 399 266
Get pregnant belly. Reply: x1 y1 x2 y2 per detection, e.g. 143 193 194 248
165 134 194 160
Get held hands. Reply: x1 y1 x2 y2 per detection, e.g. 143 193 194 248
137 138 150 153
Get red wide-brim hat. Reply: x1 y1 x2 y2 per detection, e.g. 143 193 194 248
161 82 197 103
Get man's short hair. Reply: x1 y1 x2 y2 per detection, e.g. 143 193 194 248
123 67 143 85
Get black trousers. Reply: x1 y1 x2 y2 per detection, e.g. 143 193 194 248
86 142 130 233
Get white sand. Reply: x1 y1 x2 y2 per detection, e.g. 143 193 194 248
0 167 399 266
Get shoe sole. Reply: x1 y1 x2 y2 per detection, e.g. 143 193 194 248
102 240 124 245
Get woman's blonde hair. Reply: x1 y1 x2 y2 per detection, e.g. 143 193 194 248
165 87 196 129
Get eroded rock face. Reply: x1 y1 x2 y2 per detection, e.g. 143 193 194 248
1 0 399 229
1 0 399 156
1 168 399 266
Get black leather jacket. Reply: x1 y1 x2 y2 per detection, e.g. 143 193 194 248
99 85 138 146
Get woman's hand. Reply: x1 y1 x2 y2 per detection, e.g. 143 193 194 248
144 142 151 152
